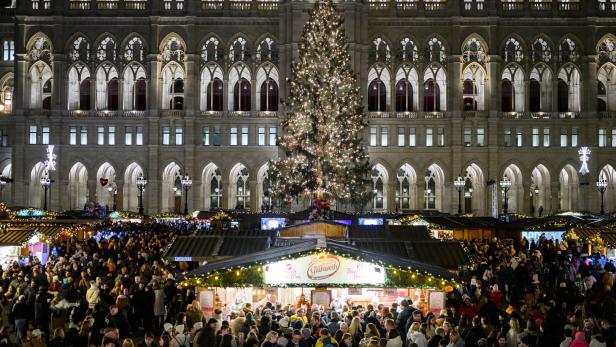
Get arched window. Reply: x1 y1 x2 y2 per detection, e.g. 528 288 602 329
207 78 223 111
395 79 412 112
260 78 278 111
161 35 185 63
423 79 440 112
396 166 412 210
135 78 146 111
532 37 552 63
79 79 91 110
529 79 541 112
462 37 486 64
234 78 251 111
598 81 607 112
69 36 90 63
261 173 272 211
0 75 13 113
501 79 513 112
463 79 477 111
371 167 385 210
598 36 616 65
399 38 418 62
424 170 436 209
170 78 184 110
256 37 277 63
234 167 250 210
503 37 523 63
368 79 386 112
201 37 221 62
210 168 222 210
559 38 579 64
42 79 52 110
96 36 117 62
230 37 248 62
424 37 446 63
557 79 569 112
124 36 145 63
372 37 391 63
107 78 118 110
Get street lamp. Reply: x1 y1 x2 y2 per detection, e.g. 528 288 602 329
136 174 147 215
500 176 512 215
597 173 608 215
454 175 465 215
181 175 192 215
40 170 51 211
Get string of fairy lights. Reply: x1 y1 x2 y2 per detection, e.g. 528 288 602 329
178 249 461 290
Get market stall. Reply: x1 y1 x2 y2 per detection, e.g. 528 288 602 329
180 238 459 319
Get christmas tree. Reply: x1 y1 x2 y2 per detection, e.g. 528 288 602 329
269 0 371 208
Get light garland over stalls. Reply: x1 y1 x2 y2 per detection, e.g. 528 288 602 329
179 250 460 290
268 0 371 205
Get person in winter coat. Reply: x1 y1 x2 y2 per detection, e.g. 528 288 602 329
386 329 403 347
464 317 485 347
407 323 428 347
395 300 413 340
86 281 100 310
570 332 589 347
34 287 51 337
153 282 166 330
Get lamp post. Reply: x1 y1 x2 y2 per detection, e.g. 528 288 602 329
136 174 147 215
40 170 51 211
181 175 192 215
597 173 608 215
454 175 465 215
500 176 512 215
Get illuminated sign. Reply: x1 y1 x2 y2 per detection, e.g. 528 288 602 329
578 146 590 175
264 253 385 285
44 145 57 171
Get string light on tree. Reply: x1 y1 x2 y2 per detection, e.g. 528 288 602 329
268 0 371 210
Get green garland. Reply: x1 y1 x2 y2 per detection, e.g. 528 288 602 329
180 251 459 289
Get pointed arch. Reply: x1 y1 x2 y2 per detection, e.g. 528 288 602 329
201 163 222 210
599 164 616 213
228 63 251 111
68 162 88 210
557 64 581 112
122 33 147 63
371 164 389 211
0 72 13 113
501 63 525 113
558 34 581 64
461 33 487 64
66 33 91 63
29 61 53 109
95 62 119 110
395 65 418 112
255 35 278 64
598 63 616 112
396 163 417 210
462 163 486 215
423 64 447 111
123 162 144 212
161 62 185 110
530 164 552 215
367 64 390 112
94 33 118 63
462 62 486 111
256 163 272 212
95 162 116 208
201 35 224 63
161 162 182 213
502 164 524 214
501 34 526 63
159 32 186 63
122 62 147 110
256 63 279 111
597 33 616 65
559 164 579 213
531 35 554 63
0 162 11 203
229 34 250 63
68 62 91 110
371 36 392 64
423 34 447 63
200 62 224 111
424 163 445 211
229 163 250 210
529 63 553 112
28 162 46 208
27 32 53 64
398 37 419 63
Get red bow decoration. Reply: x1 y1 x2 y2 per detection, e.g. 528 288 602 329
99 178 109 187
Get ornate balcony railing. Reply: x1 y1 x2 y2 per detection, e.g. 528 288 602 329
161 109 184 117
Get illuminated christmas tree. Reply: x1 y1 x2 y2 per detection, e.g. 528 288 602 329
269 0 370 208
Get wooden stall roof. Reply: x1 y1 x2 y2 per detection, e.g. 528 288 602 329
0 229 35 246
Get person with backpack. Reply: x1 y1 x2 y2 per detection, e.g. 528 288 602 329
316 328 339 347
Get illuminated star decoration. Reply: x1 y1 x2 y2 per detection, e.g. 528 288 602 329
44 145 57 172
578 146 590 175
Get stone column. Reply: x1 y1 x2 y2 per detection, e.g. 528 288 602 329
184 53 198 114
51 54 68 115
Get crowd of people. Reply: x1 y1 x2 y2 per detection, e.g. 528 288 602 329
0 219 614 347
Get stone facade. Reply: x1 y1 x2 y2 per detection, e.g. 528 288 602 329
0 0 615 216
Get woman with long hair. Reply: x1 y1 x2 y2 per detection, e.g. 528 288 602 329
506 318 521 347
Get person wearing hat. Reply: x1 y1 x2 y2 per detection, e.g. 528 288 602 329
170 324 189 347
28 329 47 347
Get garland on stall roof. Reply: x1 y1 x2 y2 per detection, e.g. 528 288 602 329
179 249 460 290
